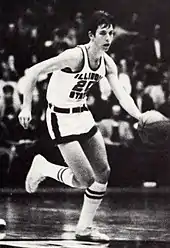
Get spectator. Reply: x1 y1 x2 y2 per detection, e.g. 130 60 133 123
158 94 170 118
0 83 21 141
1 83 21 118
137 24 170 65
158 71 170 118
41 26 70 59
73 12 85 43
7 55 19 81
132 80 155 112
0 54 19 81
87 81 113 122
63 26 77 48
97 105 134 147
3 23 18 56
144 79 165 110
118 59 132 95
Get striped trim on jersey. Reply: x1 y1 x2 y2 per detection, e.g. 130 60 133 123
50 112 98 144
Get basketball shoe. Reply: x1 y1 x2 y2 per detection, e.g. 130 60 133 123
75 227 110 243
25 155 46 193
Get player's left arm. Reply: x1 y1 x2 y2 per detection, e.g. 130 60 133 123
104 53 141 120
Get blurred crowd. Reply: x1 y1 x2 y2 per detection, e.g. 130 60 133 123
0 2 170 184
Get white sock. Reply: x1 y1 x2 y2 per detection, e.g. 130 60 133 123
76 181 107 232
37 155 75 187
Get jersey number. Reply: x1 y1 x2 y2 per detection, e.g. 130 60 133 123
69 80 95 99
72 80 86 92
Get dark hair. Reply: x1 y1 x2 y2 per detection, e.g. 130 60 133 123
88 10 115 35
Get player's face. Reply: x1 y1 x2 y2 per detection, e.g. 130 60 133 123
93 24 115 51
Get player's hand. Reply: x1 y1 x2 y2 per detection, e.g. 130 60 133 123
18 107 32 129
139 110 168 126
138 110 152 125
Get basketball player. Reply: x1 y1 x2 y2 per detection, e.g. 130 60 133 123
19 11 143 242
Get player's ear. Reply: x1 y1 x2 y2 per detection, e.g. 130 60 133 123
88 31 94 40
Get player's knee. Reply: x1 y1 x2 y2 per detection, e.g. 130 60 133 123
81 176 95 189
99 164 111 182
84 176 95 188
104 165 111 181
72 174 94 189
106 165 111 179
78 176 95 189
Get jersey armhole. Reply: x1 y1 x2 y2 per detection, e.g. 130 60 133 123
75 45 85 73
103 57 107 77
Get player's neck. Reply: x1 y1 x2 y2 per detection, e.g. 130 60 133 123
85 42 103 60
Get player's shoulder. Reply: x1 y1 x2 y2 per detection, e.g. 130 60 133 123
62 46 83 61
60 46 84 69
103 52 118 75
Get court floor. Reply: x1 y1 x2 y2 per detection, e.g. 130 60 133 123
0 187 170 248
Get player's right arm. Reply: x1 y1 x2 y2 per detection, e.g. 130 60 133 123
104 53 142 120
19 47 82 129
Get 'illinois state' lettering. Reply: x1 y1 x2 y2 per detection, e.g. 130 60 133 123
74 73 102 81
69 91 87 99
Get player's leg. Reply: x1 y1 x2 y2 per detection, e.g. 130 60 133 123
81 129 110 184
75 129 110 242
25 108 96 193
25 141 95 193
58 141 95 188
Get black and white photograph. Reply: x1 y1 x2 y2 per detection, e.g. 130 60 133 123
0 0 170 247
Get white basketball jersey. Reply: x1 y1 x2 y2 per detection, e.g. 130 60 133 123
46 45 106 108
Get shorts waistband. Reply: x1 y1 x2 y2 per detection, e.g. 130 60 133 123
48 103 88 114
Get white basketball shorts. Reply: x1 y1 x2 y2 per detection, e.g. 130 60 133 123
46 107 98 144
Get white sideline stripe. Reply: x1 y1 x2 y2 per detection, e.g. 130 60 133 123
0 240 108 248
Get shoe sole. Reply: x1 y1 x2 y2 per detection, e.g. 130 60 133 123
25 156 41 193
75 234 110 243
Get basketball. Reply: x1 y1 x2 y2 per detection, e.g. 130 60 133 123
137 110 170 147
